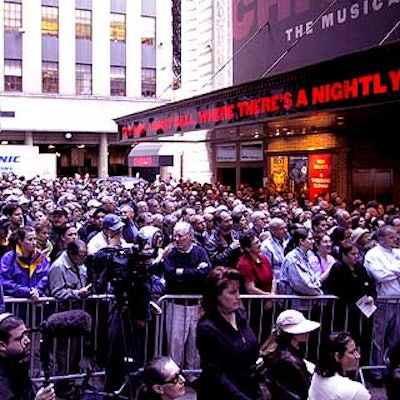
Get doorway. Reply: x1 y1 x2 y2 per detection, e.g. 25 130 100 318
352 169 393 204
241 167 263 189
217 168 236 191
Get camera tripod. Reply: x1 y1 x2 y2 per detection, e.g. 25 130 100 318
95 288 146 400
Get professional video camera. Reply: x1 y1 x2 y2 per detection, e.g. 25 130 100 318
87 245 158 320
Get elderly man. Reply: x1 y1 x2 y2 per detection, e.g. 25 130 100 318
164 221 211 373
364 225 400 385
261 217 289 283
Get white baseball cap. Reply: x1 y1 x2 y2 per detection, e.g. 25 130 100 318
276 310 320 334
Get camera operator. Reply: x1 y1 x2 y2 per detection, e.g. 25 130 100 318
91 225 164 398
0 313 55 400
87 213 129 256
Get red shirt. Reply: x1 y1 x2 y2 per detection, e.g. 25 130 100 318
237 253 273 292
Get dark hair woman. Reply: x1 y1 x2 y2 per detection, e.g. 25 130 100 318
137 356 186 400
196 266 262 400
308 331 371 399
260 309 320 400
322 239 376 365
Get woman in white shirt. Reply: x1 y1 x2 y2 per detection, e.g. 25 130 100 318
308 331 371 399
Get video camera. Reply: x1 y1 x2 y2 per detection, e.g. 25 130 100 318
86 244 159 321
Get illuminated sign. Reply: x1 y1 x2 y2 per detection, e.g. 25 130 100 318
309 154 332 202
132 156 155 167
116 43 399 141
119 66 400 140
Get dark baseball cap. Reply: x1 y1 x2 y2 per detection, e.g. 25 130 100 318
102 213 124 231
52 207 69 217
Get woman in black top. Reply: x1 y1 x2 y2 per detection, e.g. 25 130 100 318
260 309 320 400
322 239 376 364
196 266 262 400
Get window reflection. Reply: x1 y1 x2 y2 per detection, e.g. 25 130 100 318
41 6 58 37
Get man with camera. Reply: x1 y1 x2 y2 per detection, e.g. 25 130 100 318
87 215 151 398
87 213 129 256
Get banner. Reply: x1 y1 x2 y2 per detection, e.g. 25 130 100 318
308 154 332 203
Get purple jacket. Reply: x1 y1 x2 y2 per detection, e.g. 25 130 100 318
0 249 50 298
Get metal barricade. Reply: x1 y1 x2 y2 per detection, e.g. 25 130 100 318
4 294 115 384
154 294 397 380
4 294 399 388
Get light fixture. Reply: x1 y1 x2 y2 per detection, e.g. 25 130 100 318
48 144 55 149
1 140 9 145
64 132 73 140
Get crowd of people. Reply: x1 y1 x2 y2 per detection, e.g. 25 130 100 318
0 172 399 399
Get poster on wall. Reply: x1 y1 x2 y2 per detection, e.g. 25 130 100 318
269 156 288 194
308 154 332 203
289 156 309 195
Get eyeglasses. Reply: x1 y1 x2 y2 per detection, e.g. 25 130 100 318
163 370 185 385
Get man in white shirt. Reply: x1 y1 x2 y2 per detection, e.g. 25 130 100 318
87 213 128 255
364 225 400 383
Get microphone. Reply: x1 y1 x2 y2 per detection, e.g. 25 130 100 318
39 310 92 387
41 309 92 338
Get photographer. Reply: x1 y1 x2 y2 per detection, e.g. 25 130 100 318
0 313 55 400
94 227 164 398
87 213 129 256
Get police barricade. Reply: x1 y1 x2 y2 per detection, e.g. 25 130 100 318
4 294 115 385
4 294 399 388
358 295 400 386
154 294 386 379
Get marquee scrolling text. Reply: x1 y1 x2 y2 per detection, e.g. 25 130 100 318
121 68 400 140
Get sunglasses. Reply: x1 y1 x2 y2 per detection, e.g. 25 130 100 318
163 370 185 385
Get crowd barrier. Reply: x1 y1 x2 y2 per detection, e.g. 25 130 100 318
3 294 399 387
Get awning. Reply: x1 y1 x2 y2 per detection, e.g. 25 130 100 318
128 142 173 167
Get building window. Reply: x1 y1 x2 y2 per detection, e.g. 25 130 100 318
141 68 156 97
4 2 22 32
41 6 58 36
76 64 92 95
110 66 126 96
76 9 91 39
141 16 155 46
42 62 59 93
4 60 22 92
110 13 126 42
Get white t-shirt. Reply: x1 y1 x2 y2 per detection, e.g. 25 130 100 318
308 373 371 400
